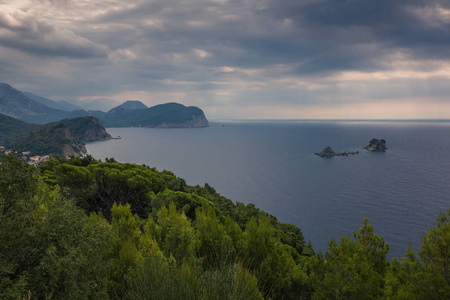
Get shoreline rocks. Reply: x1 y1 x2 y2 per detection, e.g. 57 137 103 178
315 138 388 157
362 138 387 151
315 146 359 157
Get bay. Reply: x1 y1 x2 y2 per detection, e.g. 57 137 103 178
86 120 450 259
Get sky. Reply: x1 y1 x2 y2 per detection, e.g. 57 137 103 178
0 0 449 119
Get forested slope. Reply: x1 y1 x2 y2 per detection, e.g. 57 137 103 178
4 117 112 156
0 154 448 299
0 113 40 142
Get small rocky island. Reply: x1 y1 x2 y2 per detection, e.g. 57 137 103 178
315 146 359 157
362 138 387 151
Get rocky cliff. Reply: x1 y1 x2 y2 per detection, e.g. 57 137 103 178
63 116 113 142
155 114 209 128
62 127 87 157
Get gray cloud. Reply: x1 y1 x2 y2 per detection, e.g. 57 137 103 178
0 5 108 58
0 0 449 118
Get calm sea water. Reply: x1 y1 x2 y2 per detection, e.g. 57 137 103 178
86 120 450 259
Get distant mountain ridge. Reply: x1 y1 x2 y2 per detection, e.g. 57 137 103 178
0 83 71 124
23 92 83 112
0 82 209 128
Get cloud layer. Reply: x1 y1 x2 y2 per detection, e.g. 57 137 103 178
0 0 449 118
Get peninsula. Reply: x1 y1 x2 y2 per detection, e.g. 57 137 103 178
3 116 112 157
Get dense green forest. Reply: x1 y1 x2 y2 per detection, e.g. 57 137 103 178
0 154 449 299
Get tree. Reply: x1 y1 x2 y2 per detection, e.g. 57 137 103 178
387 209 450 299
0 154 40 298
0 155 112 299
28 192 112 299
242 213 308 299
195 205 234 268
87 162 166 220
54 163 96 211
312 218 389 300
157 203 198 265
108 203 143 298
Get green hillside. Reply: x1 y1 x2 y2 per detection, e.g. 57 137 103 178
4 122 83 156
0 113 40 143
4 116 111 156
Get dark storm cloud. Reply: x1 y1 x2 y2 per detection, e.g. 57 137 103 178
263 0 450 59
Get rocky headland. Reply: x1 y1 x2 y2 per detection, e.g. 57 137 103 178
3 116 112 157
315 146 359 157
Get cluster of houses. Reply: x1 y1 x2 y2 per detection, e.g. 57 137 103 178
0 146 50 165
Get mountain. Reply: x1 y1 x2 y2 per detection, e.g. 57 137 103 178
116 100 148 110
102 102 209 128
0 113 40 143
0 83 72 123
23 92 83 112
4 116 112 157
0 83 209 128
71 98 121 112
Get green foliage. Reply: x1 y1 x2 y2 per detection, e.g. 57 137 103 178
88 162 166 220
0 153 38 210
157 203 198 265
28 189 112 299
0 156 112 299
108 204 144 298
311 218 389 300
150 189 218 220
126 256 263 300
195 205 235 268
387 209 450 299
5 122 73 155
242 214 309 299
54 163 96 210
4 154 450 300
277 222 306 256
0 154 40 299
159 169 187 191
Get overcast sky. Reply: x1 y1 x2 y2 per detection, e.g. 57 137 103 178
0 0 449 119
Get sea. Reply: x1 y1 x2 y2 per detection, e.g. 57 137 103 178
86 120 450 259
